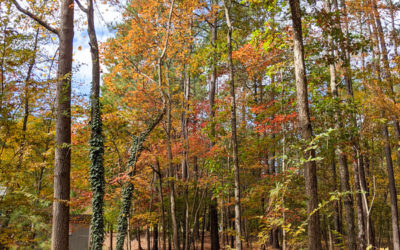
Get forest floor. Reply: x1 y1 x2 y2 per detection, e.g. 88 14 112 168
103 232 262 249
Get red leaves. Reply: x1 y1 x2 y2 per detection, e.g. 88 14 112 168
254 110 298 134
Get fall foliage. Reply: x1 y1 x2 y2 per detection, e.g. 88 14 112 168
2 0 400 249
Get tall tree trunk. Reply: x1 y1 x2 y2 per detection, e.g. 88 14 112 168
208 3 220 248
51 0 74 248
116 112 164 250
340 1 368 246
201 205 206 250
148 176 155 250
115 0 173 242
153 224 159 250
382 121 400 249
156 160 167 250
323 1 345 245
329 153 342 241
167 96 179 250
288 0 321 249
329 1 360 248
74 0 106 248
353 159 367 248
388 0 400 172
137 227 142 250
369 1 400 248
223 1 242 249
21 28 39 135
110 225 113 250
181 65 190 250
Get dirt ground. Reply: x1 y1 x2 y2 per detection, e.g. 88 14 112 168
103 233 261 250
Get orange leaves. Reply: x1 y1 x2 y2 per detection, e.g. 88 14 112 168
233 36 286 80
255 112 297 134
233 43 269 79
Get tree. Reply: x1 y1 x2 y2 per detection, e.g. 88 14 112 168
223 0 242 248
288 0 321 248
12 0 74 248
75 0 105 248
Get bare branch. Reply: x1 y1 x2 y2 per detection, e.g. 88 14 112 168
159 0 175 61
75 0 88 13
12 0 59 35
125 56 158 85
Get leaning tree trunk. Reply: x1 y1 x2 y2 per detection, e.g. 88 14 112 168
115 112 165 250
289 0 322 249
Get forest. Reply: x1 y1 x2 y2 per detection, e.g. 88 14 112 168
1 0 400 249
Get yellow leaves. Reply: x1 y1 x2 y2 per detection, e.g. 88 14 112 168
78 46 82 51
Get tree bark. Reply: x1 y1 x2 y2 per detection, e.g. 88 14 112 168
167 98 179 250
153 224 159 250
288 0 321 249
223 1 242 248
156 160 167 250
208 3 220 248
369 1 400 248
382 122 400 249
327 1 359 248
181 65 190 250
51 0 74 248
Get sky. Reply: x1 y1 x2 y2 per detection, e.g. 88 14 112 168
72 1 122 97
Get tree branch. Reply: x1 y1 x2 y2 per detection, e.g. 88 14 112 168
159 0 175 61
74 0 88 13
12 0 59 35
125 56 158 85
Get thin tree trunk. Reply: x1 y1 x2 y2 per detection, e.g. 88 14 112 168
327 1 358 248
156 160 167 250
223 1 242 249
353 158 367 248
110 225 113 250
153 224 159 250
167 92 179 250
208 3 220 249
21 28 39 135
201 205 206 250
369 1 400 247
388 1 400 170
73 0 106 248
181 64 190 250
148 176 154 250
323 1 343 244
330 153 342 240
382 122 400 249
137 227 142 250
